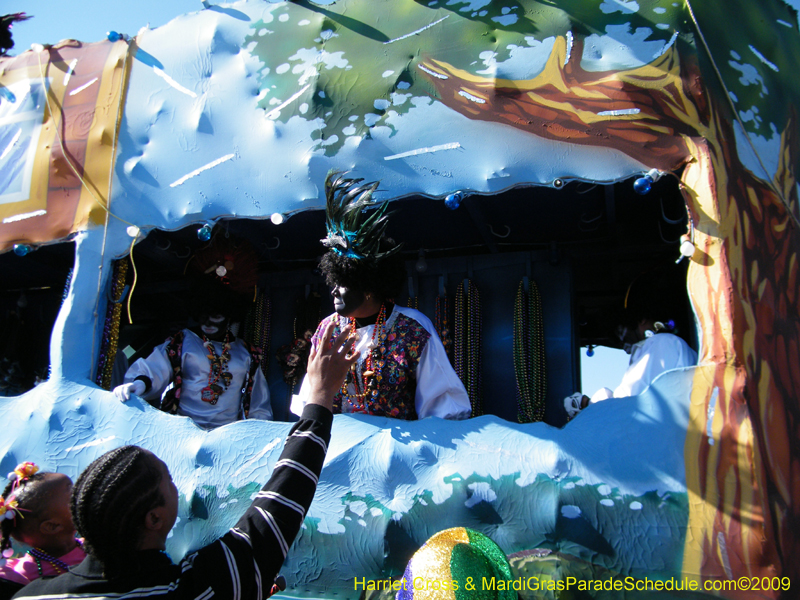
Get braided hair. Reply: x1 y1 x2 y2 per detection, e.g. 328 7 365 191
70 446 164 577
0 471 51 556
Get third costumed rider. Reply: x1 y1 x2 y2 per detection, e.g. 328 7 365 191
114 233 272 429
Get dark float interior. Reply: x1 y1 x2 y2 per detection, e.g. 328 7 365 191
0 175 695 426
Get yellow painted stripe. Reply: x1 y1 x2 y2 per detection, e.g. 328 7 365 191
682 365 715 581
74 41 130 229
0 62 60 221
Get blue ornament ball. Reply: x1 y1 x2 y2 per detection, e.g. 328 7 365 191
13 244 31 256
586 346 594 357
633 175 653 195
107 31 122 42
444 192 463 210
197 224 212 241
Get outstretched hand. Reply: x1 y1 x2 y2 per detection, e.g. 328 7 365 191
113 380 146 402
305 321 359 411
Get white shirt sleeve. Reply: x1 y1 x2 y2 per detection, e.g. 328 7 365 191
123 338 174 402
390 306 470 420
414 325 471 419
612 334 697 398
246 367 273 421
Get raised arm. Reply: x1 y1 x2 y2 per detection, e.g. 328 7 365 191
179 321 357 599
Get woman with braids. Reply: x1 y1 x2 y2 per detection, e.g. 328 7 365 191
291 172 470 421
14 321 357 599
0 463 85 600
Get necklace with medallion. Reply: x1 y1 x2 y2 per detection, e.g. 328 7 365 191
201 331 233 404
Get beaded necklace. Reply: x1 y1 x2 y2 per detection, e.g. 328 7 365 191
200 331 233 404
454 288 464 383
340 304 387 410
434 294 453 362
467 281 482 416
454 280 482 416
244 289 271 378
28 539 82 577
513 279 546 423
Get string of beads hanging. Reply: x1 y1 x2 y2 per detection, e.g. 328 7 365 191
434 294 453 363
244 288 272 378
513 278 547 423
454 279 482 416
96 258 128 390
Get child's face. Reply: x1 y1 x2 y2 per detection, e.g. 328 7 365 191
44 476 77 544
152 454 179 537
15 474 77 554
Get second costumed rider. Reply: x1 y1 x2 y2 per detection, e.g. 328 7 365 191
291 172 470 420
114 235 273 429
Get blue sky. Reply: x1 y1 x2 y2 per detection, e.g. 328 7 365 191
6 0 798 54
6 0 201 52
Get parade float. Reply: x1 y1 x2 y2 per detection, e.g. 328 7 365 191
1 0 798 597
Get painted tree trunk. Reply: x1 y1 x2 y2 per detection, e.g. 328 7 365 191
420 34 799 592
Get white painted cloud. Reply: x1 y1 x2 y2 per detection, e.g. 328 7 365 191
289 48 350 86
582 24 669 71
465 482 497 508
446 0 492 11
476 37 557 80
728 57 768 96
600 0 639 14
733 120 781 182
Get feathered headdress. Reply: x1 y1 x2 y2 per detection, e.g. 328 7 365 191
321 171 401 263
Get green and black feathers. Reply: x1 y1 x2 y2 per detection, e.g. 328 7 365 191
321 171 401 263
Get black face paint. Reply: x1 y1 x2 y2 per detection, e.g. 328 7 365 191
331 286 366 317
199 313 230 341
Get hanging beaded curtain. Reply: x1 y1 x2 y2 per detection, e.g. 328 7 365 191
513 279 546 423
454 280 482 416
407 296 419 309
434 294 453 364
243 288 272 378
96 259 129 390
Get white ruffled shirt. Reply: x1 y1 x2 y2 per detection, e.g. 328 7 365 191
590 333 697 402
291 305 470 420
124 329 272 429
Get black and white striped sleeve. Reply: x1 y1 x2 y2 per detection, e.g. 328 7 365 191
185 404 332 600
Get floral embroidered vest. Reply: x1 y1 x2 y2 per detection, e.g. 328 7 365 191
313 311 431 420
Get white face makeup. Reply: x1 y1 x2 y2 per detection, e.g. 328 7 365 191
331 286 366 317
200 314 229 340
